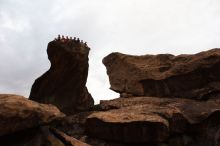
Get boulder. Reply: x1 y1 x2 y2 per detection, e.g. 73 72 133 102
0 94 65 137
103 49 220 99
86 97 220 145
29 40 94 114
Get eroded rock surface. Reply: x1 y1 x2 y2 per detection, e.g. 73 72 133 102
86 97 220 145
103 49 220 99
0 94 65 137
29 40 94 114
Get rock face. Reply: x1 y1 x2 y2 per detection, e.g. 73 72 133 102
29 40 94 114
86 97 220 145
103 49 220 99
0 94 65 136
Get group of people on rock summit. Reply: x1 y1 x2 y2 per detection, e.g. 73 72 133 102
54 34 87 46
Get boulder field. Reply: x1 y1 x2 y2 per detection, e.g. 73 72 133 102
54 48 220 146
0 39 220 146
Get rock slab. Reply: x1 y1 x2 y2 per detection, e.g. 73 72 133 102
29 41 94 114
103 49 220 99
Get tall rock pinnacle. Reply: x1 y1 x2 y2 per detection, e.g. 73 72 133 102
29 38 94 115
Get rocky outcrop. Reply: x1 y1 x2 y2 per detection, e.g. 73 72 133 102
0 94 65 137
29 40 94 114
2 43 220 146
85 97 220 146
103 49 220 99
49 48 220 146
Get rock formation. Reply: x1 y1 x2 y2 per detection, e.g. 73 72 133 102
85 97 220 145
49 49 220 146
0 94 91 146
1 44 220 146
103 49 220 100
29 40 94 114
0 94 65 136
67 48 220 146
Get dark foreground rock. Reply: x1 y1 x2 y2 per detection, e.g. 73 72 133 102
103 49 220 99
29 40 94 114
0 94 65 136
0 126 90 146
85 97 220 146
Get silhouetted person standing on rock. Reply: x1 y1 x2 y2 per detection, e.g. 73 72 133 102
58 34 61 41
76 38 80 43
61 35 65 42
65 36 69 43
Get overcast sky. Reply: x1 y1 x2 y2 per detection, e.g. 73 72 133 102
1 0 220 103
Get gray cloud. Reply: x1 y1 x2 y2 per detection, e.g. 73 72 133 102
1 0 220 103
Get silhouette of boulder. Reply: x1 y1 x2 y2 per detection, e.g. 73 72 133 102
29 40 94 114
85 97 220 145
0 94 65 137
103 49 220 100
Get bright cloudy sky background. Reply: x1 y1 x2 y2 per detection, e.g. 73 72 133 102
1 0 220 103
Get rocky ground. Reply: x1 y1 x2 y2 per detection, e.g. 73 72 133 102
0 39 219 146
